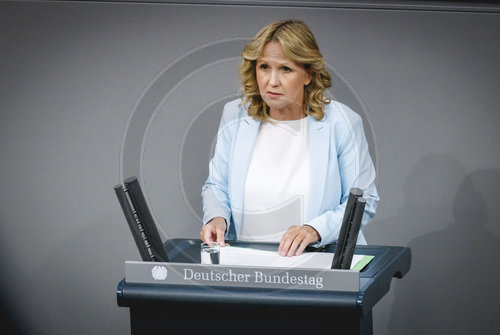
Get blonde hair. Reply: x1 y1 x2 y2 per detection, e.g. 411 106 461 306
239 20 332 122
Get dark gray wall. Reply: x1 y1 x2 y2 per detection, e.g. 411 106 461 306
0 1 499 334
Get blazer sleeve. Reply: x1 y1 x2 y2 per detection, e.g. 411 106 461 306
201 102 239 236
306 107 379 247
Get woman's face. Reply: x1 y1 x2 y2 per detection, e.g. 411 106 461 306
256 42 312 119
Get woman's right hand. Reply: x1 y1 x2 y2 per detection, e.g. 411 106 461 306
200 217 227 245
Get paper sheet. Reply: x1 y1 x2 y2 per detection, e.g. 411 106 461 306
219 246 373 270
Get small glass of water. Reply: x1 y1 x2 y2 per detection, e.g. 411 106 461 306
200 242 220 265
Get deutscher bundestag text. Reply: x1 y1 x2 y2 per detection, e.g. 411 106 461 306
183 268 324 289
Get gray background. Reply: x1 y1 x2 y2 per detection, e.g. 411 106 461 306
1 0 499 334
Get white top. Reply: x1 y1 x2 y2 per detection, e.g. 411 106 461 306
240 117 310 242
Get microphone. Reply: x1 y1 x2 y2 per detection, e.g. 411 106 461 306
331 188 364 269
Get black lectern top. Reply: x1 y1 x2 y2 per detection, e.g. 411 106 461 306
117 239 411 315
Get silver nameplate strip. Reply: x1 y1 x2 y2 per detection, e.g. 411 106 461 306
125 261 360 292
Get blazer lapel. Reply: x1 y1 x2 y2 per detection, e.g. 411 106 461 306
229 116 260 216
308 115 329 221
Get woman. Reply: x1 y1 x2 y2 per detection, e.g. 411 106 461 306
200 20 378 257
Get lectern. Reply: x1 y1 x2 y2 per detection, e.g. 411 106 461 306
117 238 411 335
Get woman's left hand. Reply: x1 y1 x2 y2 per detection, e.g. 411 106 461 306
278 225 320 257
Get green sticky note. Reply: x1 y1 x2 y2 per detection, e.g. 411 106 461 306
351 255 375 271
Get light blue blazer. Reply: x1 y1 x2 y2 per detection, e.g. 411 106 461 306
202 99 379 247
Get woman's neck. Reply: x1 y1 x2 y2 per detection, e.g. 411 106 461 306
268 105 306 121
